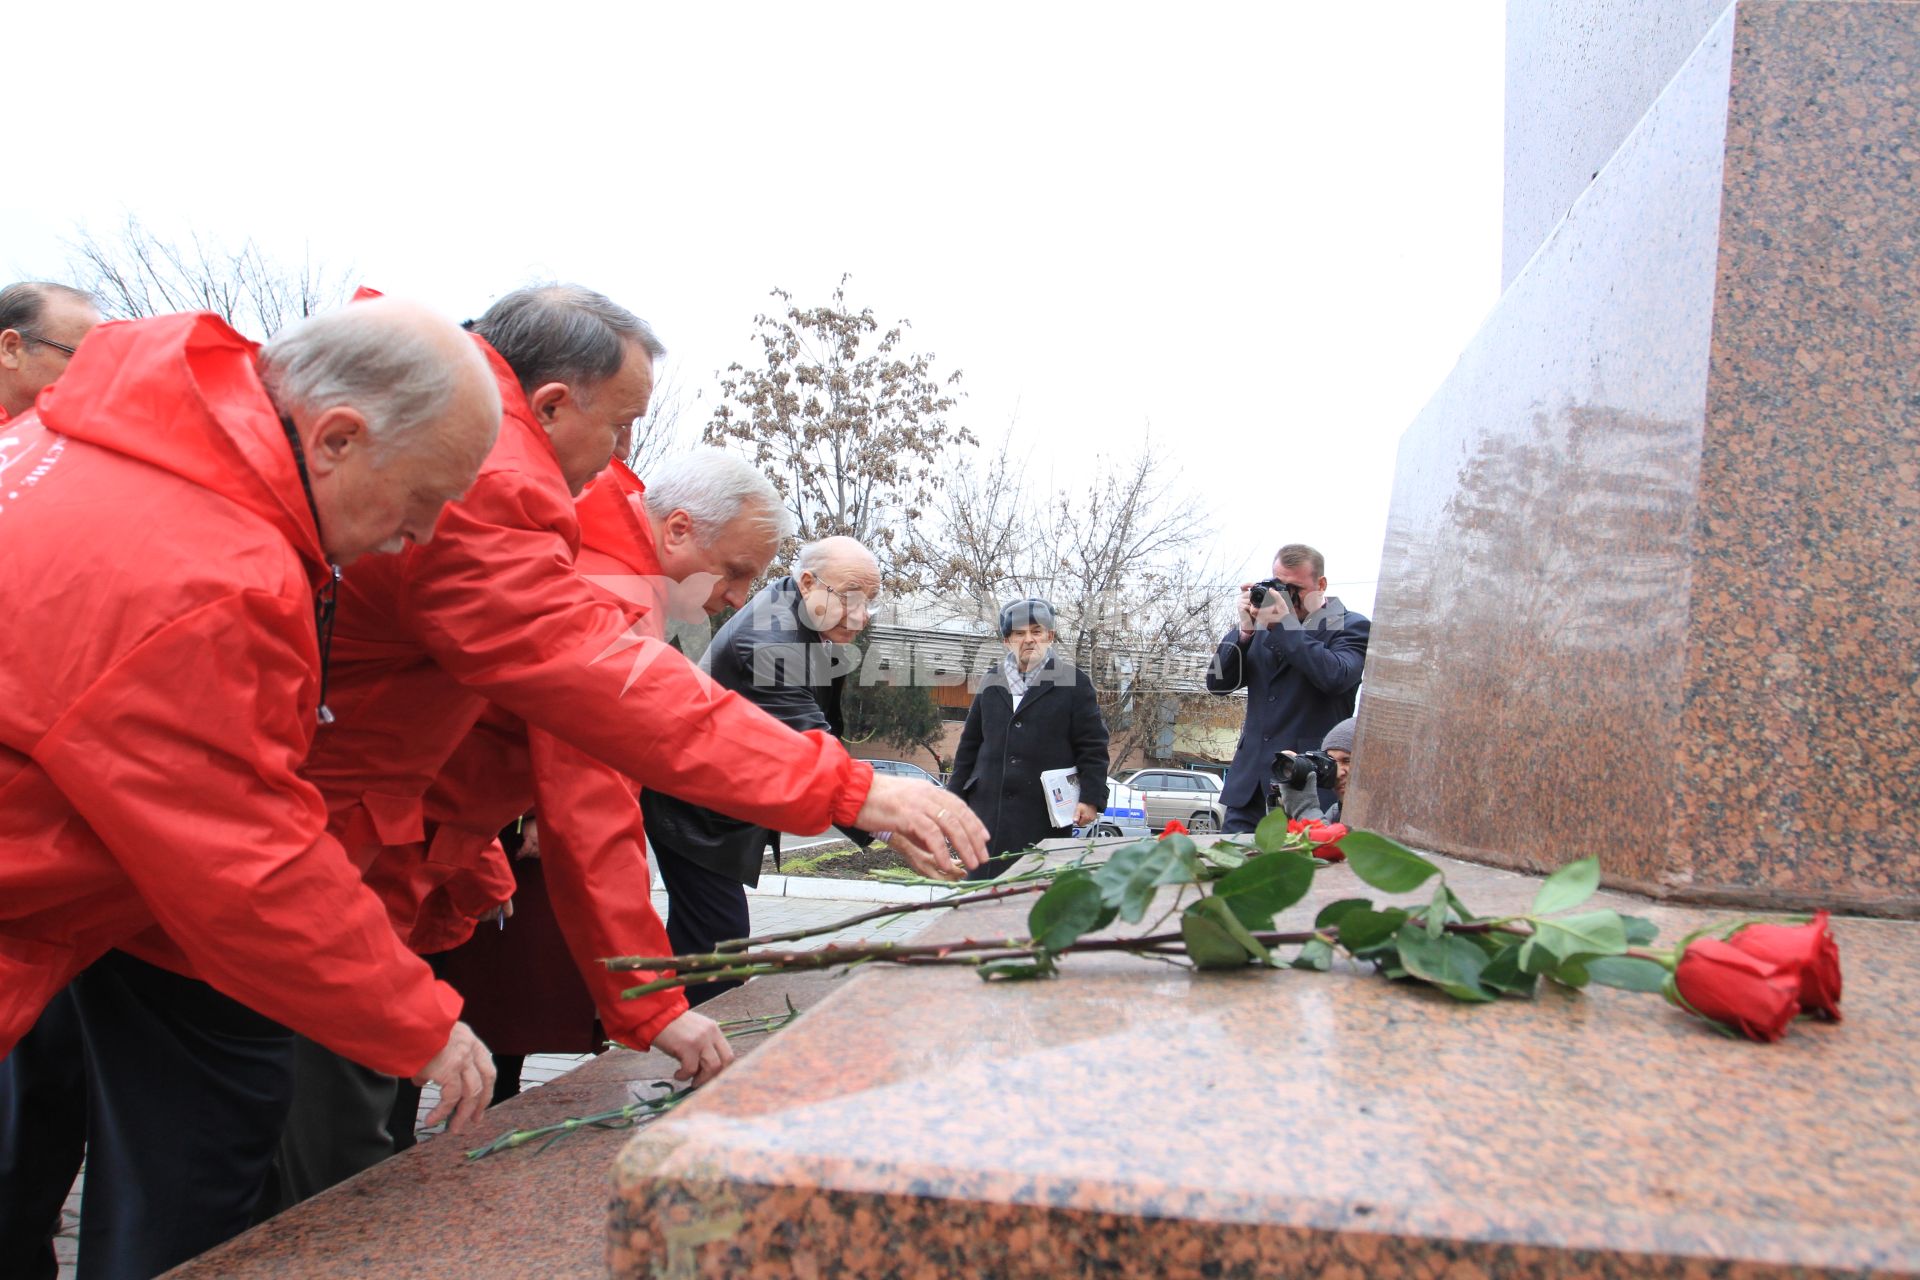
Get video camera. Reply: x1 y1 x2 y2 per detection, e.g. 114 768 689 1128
1247 578 1301 609
1272 750 1340 794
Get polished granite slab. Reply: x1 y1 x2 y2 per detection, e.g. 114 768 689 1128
610 850 1920 1278
1352 0 1920 916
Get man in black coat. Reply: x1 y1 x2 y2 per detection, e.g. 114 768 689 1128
644 536 950 1003
950 599 1112 880
1206 543 1369 833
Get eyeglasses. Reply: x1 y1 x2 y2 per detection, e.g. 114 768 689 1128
22 333 78 356
823 583 883 613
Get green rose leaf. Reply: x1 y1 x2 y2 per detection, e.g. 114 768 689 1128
1182 901 1257 970
1584 955 1671 993
1093 840 1183 922
1444 886 1480 922
978 957 1056 982
1394 923 1495 1002
1336 907 1408 951
1342 831 1441 894
1027 871 1114 952
1314 897 1372 929
1186 896 1273 965
1252 807 1298 855
1425 882 1450 938
1153 848 1204 887
1549 958 1592 988
1200 841 1247 872
1292 938 1334 971
1532 909 1628 963
1479 945 1538 996
1211 849 1317 930
1530 856 1600 916
1620 914 1661 946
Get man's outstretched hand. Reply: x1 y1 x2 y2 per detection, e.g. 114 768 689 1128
413 1021 497 1133
651 1010 734 1086
856 774 988 873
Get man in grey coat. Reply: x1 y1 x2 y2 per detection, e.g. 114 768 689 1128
644 537 950 1002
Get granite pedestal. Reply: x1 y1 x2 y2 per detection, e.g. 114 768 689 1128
609 847 1919 1278
1350 0 1920 916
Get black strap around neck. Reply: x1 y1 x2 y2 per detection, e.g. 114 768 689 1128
280 415 341 726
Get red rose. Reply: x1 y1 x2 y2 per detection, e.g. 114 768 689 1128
1673 937 1801 1042
1160 820 1190 837
1304 821 1348 862
1727 912 1842 1021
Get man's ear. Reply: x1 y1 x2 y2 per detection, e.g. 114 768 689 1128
303 406 370 478
0 329 24 370
662 508 698 550
527 382 571 430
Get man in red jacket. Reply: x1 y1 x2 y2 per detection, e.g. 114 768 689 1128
247 285 986 1205
0 282 100 422
269 445 806 1208
0 300 506 1279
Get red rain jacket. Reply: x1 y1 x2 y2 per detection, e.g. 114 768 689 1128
138 342 871 1050
406 460 687 1047
0 314 462 1075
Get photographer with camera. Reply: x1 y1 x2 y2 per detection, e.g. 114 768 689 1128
1206 544 1368 833
1274 717 1354 823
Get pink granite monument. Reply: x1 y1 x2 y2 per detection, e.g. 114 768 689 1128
1348 0 1920 917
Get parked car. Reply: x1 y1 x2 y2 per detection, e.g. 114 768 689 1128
865 758 943 787
1117 768 1226 833
1077 777 1152 840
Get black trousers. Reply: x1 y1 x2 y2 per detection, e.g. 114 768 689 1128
0 951 293 1280
1221 792 1272 835
651 843 753 1007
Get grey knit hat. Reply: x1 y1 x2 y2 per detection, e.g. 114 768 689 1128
1321 717 1355 755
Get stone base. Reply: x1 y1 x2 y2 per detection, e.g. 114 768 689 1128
1350 0 1920 915
609 851 1920 1278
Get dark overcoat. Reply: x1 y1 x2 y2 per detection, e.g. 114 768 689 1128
948 653 1111 858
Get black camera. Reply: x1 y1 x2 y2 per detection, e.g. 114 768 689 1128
1248 578 1300 608
1273 750 1340 792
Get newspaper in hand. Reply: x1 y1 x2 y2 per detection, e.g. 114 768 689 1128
1040 767 1081 828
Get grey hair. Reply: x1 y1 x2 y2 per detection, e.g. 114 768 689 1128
644 448 793 544
0 282 99 335
257 308 458 457
471 284 665 399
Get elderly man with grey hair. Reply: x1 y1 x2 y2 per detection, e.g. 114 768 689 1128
0 298 503 1280
251 286 985 1211
0 282 101 421
643 535 943 1004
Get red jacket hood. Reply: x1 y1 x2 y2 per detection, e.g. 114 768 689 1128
575 459 664 577
35 313 326 568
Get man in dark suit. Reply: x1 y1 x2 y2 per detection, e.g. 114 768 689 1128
644 536 952 1003
1206 543 1369 833
949 599 1111 880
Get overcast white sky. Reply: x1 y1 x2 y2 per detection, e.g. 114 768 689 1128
4 1 1505 619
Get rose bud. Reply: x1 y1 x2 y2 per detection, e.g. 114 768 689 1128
1160 820 1190 837
1674 937 1801 1042
1296 820 1348 862
1727 911 1842 1021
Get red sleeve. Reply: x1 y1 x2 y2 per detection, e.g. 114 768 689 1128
35 590 462 1077
526 728 688 1048
396 470 874 832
